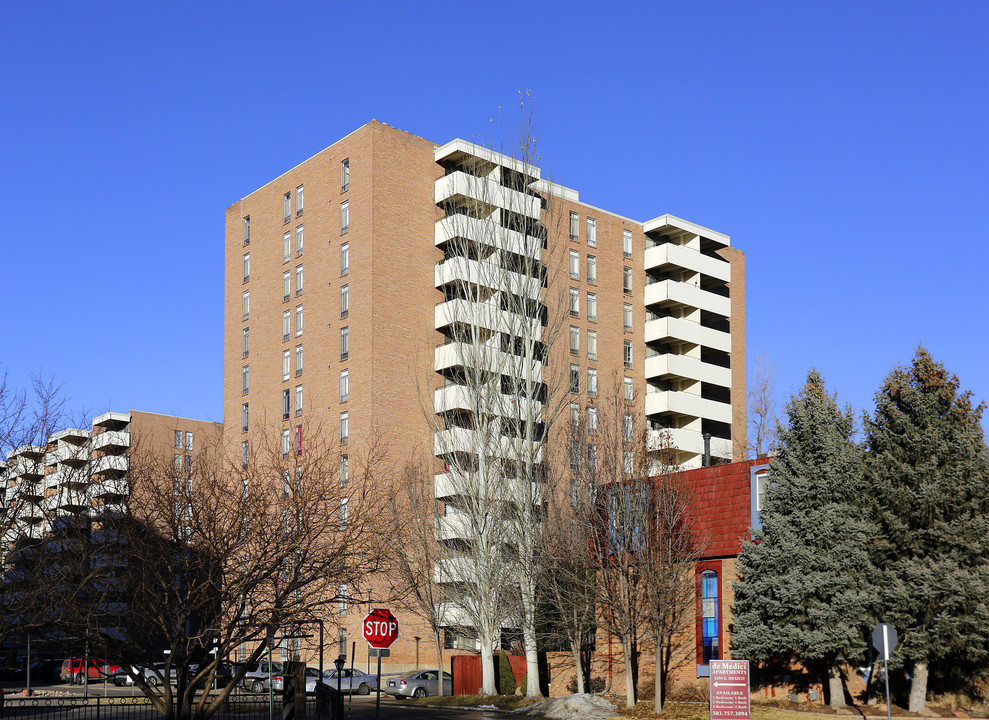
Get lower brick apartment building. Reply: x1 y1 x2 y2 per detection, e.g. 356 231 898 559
224 119 750 683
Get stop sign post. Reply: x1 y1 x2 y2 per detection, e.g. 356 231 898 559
871 623 898 720
363 608 398 716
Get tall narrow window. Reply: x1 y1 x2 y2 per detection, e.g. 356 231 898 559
340 411 349 443
242 365 249 394
340 158 350 192
338 628 347 656
175 431 182 449
587 217 596 247
570 326 579 355
282 389 291 420
242 327 249 358
242 290 250 320
241 441 249 469
185 432 193 450
282 310 290 340
339 496 349 526
242 253 250 282
295 305 303 336
624 340 633 368
570 402 580 427
295 266 303 296
570 364 580 394
340 200 349 233
282 350 291 381
339 454 348 487
241 403 249 432
569 288 579 317
624 303 633 330
338 584 348 617
283 232 291 262
340 326 349 360
588 367 598 396
283 192 291 223
587 292 597 321
587 330 597 360
340 368 349 402
296 185 304 216
587 406 598 435
295 384 303 416
623 229 633 256
569 212 579 241
295 425 303 455
623 267 632 293
624 413 634 441
569 250 579 279
340 284 349 318
340 242 349 275
281 429 290 459
701 570 720 664
283 271 291 301
586 255 596 284
295 225 304 256
295 345 303 376
243 215 250 245
624 376 634 401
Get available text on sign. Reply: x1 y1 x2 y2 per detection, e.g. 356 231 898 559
710 659 750 720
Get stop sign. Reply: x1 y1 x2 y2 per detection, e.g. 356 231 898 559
363 608 399 649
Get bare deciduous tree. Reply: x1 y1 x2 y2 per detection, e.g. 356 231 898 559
748 354 778 458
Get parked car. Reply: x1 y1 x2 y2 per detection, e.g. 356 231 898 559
60 658 121 684
320 668 377 695
270 667 324 694
384 670 452 698
234 661 283 693
112 665 174 687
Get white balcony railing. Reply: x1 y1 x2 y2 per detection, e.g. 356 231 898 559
644 317 730 353
644 243 730 282
643 279 730 318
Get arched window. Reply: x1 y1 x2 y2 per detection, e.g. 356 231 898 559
701 570 719 664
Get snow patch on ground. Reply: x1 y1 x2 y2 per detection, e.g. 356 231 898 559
519 693 618 719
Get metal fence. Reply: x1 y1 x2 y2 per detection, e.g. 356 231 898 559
0 695 321 720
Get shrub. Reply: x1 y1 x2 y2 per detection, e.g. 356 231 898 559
566 676 607 694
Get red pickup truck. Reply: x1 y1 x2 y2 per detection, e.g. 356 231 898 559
59 659 121 684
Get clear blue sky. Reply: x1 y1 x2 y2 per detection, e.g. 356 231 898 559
1 0 987 435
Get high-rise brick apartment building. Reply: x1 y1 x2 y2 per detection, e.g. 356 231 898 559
224 120 746 672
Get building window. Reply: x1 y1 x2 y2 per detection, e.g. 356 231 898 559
587 217 596 247
282 310 291 341
750 466 771 530
241 440 249 469
282 389 291 420
295 425 303 455
242 403 249 432
295 345 303 376
623 267 632 294
624 413 634 441
624 377 634 401
242 253 250 282
341 242 349 275
340 158 350 192
283 192 291 223
588 367 598 396
242 365 249 395
570 364 580 394
174 431 182 449
283 271 291 302
296 225 304 256
340 368 349 402
295 266 303 296
339 496 349 526
624 340 633 368
340 326 349 360
281 429 291 459
586 255 596 284
587 406 598 435
340 284 349 318
587 292 597 321
295 385 303 416
569 288 579 317
283 350 291 381
283 231 291 262
569 211 579 241
624 303 633 330
295 305 303 336
587 330 597 360
701 570 720 665
296 185 304 217
243 215 250 245
338 628 347 658
338 584 348 617
570 402 580 428
623 229 632 256
339 454 348 487
569 250 579 279
569 326 579 355
340 200 349 233
242 327 249 358
340 411 349 444
242 290 250 320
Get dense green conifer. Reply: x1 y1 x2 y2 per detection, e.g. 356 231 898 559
733 371 876 707
864 347 989 712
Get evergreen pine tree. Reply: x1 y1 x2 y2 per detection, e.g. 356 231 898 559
864 347 989 712
732 371 876 707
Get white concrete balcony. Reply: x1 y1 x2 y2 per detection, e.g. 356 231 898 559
433 427 542 462
16 501 45 522
644 280 730 318
644 243 730 282
46 467 89 488
46 444 90 466
435 602 474 628
91 477 129 497
9 482 44 502
435 257 541 301
433 471 542 503
435 214 541 261
434 341 544 382
644 317 730 353
435 171 541 220
435 298 540 337
92 454 128 475
644 354 731 388
434 385 542 421
93 411 130 429
7 444 44 461
648 427 705 456
644 390 733 425
435 513 476 542
433 556 475 584
92 431 130 451
6 459 44 481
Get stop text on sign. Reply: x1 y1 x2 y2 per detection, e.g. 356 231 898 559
362 607 399 649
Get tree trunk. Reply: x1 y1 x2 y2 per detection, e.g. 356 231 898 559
653 636 664 712
828 664 846 709
479 632 496 696
571 645 585 694
435 629 445 697
622 636 636 707
908 661 928 713
522 623 542 698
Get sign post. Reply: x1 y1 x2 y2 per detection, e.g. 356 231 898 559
363 608 399 719
871 623 898 720
710 660 750 720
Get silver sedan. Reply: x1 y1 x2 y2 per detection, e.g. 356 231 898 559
321 668 378 695
384 670 452 698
